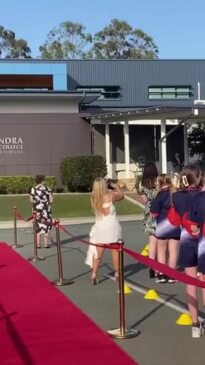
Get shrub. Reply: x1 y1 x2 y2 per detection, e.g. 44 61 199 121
0 176 56 194
60 155 107 192
44 177 56 192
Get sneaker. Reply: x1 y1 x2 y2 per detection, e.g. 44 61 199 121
168 278 177 283
155 274 167 283
192 323 204 338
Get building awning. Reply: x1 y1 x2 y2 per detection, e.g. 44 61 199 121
84 105 205 122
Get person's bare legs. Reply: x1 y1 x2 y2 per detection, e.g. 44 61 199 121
44 232 50 247
185 266 198 324
168 239 180 269
36 232 42 248
157 239 168 265
148 234 157 260
111 248 119 278
148 234 157 277
200 273 205 308
200 273 205 326
92 247 104 284
156 238 168 281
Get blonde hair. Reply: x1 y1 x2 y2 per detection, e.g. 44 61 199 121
156 173 178 193
91 177 108 216
157 174 171 189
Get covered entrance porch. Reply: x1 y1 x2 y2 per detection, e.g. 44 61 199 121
88 106 204 180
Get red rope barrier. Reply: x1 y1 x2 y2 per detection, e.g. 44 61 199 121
15 210 33 222
58 224 120 250
26 215 34 222
56 221 205 290
48 220 205 290
123 247 205 289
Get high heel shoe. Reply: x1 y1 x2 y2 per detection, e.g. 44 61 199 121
91 277 97 285
91 272 98 285
114 271 119 281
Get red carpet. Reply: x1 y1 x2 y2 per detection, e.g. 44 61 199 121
0 243 138 365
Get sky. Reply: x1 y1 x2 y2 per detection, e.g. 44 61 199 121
1 0 205 59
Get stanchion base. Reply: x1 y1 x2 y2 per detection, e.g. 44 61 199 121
28 256 45 262
52 279 74 286
12 244 24 249
108 327 140 339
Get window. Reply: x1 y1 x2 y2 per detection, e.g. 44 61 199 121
77 86 120 100
148 86 192 100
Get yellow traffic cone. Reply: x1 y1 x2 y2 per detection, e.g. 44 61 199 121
176 313 192 326
144 289 160 300
124 284 132 294
140 244 149 257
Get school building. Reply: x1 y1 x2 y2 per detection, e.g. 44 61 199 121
0 59 205 183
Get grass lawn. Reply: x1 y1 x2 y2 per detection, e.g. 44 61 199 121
0 194 142 221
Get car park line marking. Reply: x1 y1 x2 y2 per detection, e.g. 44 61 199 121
104 274 203 320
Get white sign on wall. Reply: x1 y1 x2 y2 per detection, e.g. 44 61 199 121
0 137 24 155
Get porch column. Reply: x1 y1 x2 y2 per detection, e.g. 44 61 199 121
183 122 189 165
105 123 112 177
160 119 167 173
124 121 130 179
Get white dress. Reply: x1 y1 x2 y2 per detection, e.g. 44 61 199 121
85 202 122 267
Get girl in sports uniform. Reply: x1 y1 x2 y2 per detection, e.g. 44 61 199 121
182 166 205 337
150 174 180 283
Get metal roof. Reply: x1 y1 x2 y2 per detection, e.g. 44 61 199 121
2 59 205 109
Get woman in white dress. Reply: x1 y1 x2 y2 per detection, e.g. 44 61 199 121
85 177 124 285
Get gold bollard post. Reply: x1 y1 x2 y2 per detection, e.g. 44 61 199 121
52 219 74 286
12 206 23 248
108 239 140 339
28 211 45 262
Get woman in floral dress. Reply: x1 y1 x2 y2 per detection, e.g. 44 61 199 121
30 175 53 248
138 162 158 278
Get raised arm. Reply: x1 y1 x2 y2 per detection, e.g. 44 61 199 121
30 187 34 204
47 188 53 204
109 183 124 203
49 192 53 204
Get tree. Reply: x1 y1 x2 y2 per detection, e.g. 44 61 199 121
0 25 31 58
39 21 92 59
87 19 158 59
188 123 205 160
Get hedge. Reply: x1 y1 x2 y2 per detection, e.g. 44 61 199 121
60 155 107 192
0 176 56 194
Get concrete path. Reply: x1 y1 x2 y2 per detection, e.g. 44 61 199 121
0 214 143 229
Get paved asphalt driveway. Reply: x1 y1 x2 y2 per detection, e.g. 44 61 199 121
1 221 205 365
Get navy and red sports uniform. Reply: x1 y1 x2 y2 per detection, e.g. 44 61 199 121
188 191 205 274
150 188 180 239
172 188 201 269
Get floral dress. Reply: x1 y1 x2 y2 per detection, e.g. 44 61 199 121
141 186 156 235
30 184 52 234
